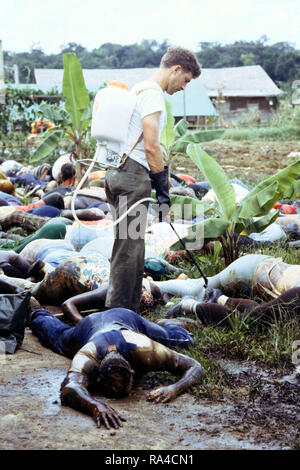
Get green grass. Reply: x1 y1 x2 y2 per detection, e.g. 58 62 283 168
222 125 300 141
141 242 300 398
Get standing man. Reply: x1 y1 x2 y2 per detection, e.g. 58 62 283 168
105 47 201 312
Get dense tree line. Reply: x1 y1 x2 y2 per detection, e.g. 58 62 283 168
3 37 300 85
197 36 300 83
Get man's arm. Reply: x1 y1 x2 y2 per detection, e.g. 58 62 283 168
60 344 125 429
125 329 203 403
143 112 164 173
149 279 170 305
60 371 125 429
147 349 204 403
62 285 108 323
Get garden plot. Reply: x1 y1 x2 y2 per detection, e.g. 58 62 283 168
172 140 300 184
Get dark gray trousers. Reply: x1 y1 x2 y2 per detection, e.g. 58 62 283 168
104 158 151 312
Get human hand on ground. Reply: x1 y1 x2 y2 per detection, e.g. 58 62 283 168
91 402 126 429
147 385 177 404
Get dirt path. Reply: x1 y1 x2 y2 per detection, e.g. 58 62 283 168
1 329 299 450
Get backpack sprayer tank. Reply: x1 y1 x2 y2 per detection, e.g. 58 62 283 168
91 81 137 166
71 80 156 233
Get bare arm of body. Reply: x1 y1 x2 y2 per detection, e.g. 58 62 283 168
146 349 204 403
60 372 125 429
62 285 108 323
143 112 164 173
60 345 125 429
122 330 204 403
150 280 170 305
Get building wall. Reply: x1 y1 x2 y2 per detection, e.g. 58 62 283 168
168 96 279 128
222 96 278 121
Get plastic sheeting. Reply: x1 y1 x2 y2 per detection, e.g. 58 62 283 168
0 290 31 354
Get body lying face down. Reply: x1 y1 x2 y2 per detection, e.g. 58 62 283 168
29 307 204 429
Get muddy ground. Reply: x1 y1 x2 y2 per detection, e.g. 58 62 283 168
1 328 300 450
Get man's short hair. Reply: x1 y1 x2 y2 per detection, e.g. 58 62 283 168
160 47 201 78
97 350 133 398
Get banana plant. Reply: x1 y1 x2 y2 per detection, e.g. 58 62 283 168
170 143 300 265
29 53 92 184
160 99 224 170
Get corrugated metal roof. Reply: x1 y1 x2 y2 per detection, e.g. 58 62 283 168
12 64 281 118
34 65 283 98
34 67 217 116
35 67 153 91
199 65 283 97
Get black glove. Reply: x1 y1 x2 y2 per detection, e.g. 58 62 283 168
149 166 171 222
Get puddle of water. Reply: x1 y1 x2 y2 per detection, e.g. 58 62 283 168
1 368 65 416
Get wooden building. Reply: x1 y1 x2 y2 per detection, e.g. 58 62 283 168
33 64 283 124
199 65 283 121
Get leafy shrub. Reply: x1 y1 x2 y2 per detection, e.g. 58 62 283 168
0 86 64 133
222 126 300 141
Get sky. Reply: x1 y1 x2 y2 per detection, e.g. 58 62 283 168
0 0 299 54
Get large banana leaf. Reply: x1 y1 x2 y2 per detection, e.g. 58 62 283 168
242 158 300 205
235 181 279 219
29 130 64 163
172 129 225 154
160 99 176 150
236 210 279 235
39 103 70 124
187 143 236 220
283 179 300 199
80 102 93 132
62 53 90 132
169 193 211 220
175 119 189 137
169 217 230 251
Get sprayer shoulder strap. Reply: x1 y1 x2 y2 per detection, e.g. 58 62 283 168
127 132 143 156
127 83 161 157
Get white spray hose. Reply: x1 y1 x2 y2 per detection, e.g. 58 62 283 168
70 155 156 232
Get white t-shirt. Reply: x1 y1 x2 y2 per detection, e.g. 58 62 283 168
123 81 166 171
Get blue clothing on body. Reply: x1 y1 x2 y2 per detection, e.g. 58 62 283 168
0 197 9 206
29 308 194 361
87 201 110 215
10 172 47 189
27 205 61 218
0 191 21 206
35 244 76 268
